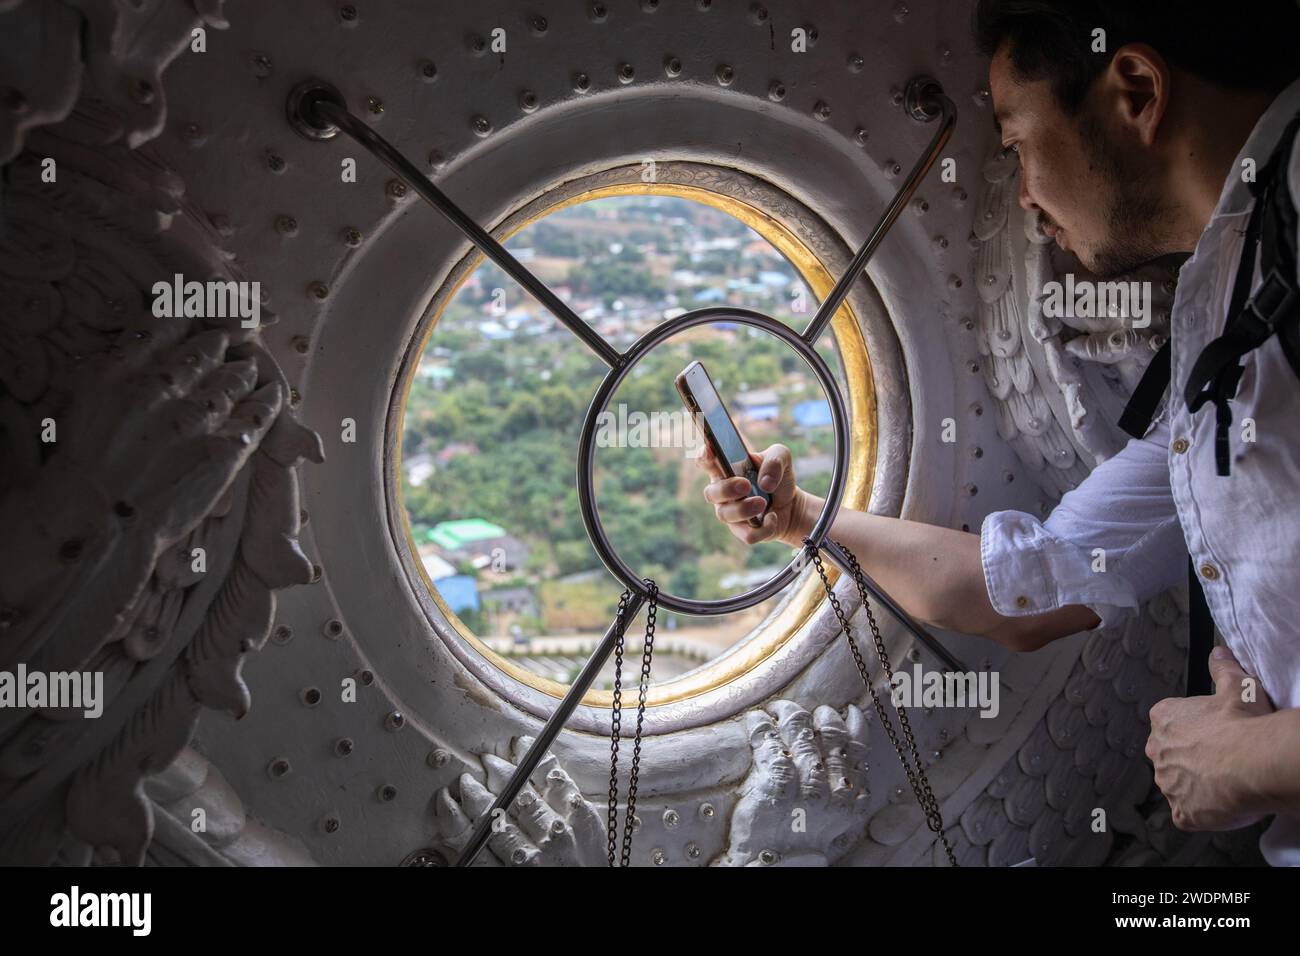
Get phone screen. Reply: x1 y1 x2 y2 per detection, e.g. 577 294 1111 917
683 364 770 507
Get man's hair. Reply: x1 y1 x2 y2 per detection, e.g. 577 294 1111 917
973 0 1300 113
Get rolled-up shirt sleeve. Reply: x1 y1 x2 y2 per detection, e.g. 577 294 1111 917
980 420 1187 628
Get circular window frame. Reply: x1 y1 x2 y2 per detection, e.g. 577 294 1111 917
385 160 911 728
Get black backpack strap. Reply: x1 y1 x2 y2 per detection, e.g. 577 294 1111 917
1118 338 1172 439
1185 558 1215 696
1183 110 1300 476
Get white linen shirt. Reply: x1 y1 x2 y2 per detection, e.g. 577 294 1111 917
980 77 1300 866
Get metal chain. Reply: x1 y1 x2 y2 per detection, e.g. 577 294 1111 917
607 579 657 867
621 580 657 866
606 588 631 867
805 538 959 867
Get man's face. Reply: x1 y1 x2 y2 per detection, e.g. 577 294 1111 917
989 44 1169 278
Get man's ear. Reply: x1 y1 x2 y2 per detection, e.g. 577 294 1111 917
1105 42 1169 147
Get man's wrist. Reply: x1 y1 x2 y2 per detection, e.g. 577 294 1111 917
1228 708 1300 817
780 489 820 548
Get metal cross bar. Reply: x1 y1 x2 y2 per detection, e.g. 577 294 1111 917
801 76 956 346
453 592 646 867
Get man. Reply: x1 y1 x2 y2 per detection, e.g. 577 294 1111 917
697 1 1300 864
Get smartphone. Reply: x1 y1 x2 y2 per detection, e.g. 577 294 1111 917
675 360 770 529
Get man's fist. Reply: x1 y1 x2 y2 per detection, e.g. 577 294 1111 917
1145 645 1274 831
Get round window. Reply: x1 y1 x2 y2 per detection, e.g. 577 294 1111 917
393 167 885 711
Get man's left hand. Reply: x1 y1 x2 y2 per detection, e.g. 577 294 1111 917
1146 645 1275 831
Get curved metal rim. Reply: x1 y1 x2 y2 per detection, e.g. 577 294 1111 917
576 306 849 615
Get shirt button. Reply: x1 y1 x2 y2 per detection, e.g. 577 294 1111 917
1015 595 1030 609
1172 437 1189 454
1200 563 1220 581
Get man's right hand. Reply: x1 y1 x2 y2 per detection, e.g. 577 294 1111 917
695 442 806 547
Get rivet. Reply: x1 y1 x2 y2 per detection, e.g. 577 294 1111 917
813 101 831 121
272 625 293 645
1003 470 1016 484
641 0 660 10
299 508 310 525
950 275 965 291
664 56 683 77
427 749 450 768
970 445 983 458
181 122 205 146
510 847 527 865
308 280 329 300
530 14 548 32
323 816 341 834
292 335 310 355
699 802 715 819
335 737 354 757
250 53 273 78
767 80 786 102
572 72 591 93
359 669 374 686
965 483 979 497
883 159 902 177
378 784 398 802
890 87 905 108
952 187 968 204
974 89 991 106
685 842 701 859
588 2 608 23
696 0 712 9
131 78 155 106
385 711 405 731
341 226 362 247
323 618 344 639
338 4 357 24
267 152 286 173
471 115 492 136
268 758 291 779
467 33 487 55
301 687 322 706
651 848 667 865
427 149 445 171
847 53 864 72
714 64 734 86
418 59 438 82
519 90 539 113
967 360 980 373
893 2 910 22
907 647 922 663
662 809 680 828
758 849 778 865
275 215 298 236
618 62 636 84
934 235 949 249
366 96 384 115
308 559 320 578
854 127 868 146
749 3 769 24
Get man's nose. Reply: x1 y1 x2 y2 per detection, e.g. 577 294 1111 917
1016 170 1038 216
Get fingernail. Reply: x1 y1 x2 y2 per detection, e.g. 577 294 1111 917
759 475 775 491
1211 645 1231 660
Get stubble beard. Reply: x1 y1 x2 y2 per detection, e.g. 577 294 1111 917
1076 113 1173 279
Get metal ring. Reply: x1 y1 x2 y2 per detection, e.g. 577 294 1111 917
576 307 850 616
